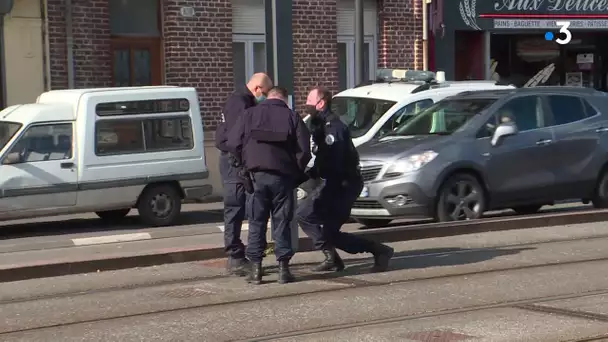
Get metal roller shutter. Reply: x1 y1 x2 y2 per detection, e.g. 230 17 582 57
232 0 265 35
337 0 377 36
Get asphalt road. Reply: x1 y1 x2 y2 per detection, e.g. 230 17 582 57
3 221 608 341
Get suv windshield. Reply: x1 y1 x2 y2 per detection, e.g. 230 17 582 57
332 97 396 138
0 121 21 150
389 98 497 136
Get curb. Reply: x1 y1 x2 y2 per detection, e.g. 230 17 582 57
0 209 606 283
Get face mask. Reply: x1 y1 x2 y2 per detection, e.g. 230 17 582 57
304 104 318 116
255 95 266 103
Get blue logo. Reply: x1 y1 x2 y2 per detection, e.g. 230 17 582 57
544 32 554 41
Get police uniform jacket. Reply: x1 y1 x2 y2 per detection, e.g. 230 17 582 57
226 99 312 179
215 86 257 152
310 109 360 182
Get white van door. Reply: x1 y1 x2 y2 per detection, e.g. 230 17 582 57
0 122 77 212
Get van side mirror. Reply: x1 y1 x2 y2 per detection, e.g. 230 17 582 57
2 152 22 165
491 123 518 146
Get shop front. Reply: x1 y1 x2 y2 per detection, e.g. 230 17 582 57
433 0 608 89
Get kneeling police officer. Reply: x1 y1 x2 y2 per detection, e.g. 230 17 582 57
226 86 311 284
297 87 394 273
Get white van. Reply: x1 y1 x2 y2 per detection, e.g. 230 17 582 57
297 70 515 200
0 86 212 226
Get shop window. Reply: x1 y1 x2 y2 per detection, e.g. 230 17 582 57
232 36 266 89
337 37 375 90
109 0 161 86
547 95 586 126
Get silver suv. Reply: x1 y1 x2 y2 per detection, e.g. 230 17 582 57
352 87 608 227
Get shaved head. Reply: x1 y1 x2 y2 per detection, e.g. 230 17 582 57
247 73 273 99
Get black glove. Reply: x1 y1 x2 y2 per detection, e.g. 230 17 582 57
237 167 254 194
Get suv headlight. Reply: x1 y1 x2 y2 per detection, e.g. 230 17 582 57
384 151 438 178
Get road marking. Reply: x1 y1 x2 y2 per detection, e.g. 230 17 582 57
71 232 152 246
217 223 249 232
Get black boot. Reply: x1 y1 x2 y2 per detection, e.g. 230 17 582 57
226 257 249 277
370 243 394 273
278 260 296 284
312 248 345 272
246 262 263 285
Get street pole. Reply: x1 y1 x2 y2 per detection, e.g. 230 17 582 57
354 0 364 85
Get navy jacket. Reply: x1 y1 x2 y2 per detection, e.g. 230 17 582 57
226 99 312 179
310 109 360 181
215 86 256 152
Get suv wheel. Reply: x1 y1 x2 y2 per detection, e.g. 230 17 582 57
512 205 542 215
137 184 182 226
355 218 392 229
436 174 486 222
592 169 608 208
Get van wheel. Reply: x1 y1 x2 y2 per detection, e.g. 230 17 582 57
96 209 130 222
137 184 182 226
356 218 392 229
592 169 608 208
436 173 486 222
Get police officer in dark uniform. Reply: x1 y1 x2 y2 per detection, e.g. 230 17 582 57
216 73 273 275
226 86 311 285
297 87 394 273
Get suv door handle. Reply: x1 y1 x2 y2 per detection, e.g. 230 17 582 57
596 127 608 133
536 139 552 146
60 162 74 169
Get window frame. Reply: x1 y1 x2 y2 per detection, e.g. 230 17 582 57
3 122 74 165
337 35 377 89
475 95 549 138
94 116 195 157
232 34 266 89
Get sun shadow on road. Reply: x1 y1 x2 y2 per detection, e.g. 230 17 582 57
293 247 535 282
0 208 224 240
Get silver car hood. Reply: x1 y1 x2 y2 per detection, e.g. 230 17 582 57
357 135 446 163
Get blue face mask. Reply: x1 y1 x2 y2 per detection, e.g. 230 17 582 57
255 95 266 103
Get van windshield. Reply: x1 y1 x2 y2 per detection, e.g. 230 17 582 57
332 97 396 138
0 121 22 150
388 98 497 136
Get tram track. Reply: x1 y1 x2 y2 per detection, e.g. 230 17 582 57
5 235 608 337
4 230 608 306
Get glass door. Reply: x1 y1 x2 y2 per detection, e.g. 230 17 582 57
111 38 161 87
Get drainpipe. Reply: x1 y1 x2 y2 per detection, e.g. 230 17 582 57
422 0 428 70
65 0 74 88
42 0 51 90
0 15 6 108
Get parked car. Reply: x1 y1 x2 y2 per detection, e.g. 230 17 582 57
296 69 515 201
352 87 608 227
0 86 212 226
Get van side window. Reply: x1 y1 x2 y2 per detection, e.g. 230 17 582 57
95 117 193 155
375 99 433 138
6 123 73 163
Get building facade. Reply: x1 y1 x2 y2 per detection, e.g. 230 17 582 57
434 0 608 89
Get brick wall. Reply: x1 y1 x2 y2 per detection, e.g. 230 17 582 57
46 0 112 89
377 0 423 69
292 0 339 111
163 0 233 131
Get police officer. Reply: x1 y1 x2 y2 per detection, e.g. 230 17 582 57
226 86 311 285
297 87 394 273
216 73 273 276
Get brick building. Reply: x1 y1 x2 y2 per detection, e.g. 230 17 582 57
42 0 424 197
44 0 423 130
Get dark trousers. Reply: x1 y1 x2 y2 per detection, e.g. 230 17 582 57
247 171 295 263
297 178 375 254
220 152 246 258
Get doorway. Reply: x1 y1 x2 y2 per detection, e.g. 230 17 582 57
109 0 162 87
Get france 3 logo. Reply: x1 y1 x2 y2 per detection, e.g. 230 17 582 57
544 21 572 45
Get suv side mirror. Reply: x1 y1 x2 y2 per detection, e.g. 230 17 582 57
2 152 22 165
491 123 518 146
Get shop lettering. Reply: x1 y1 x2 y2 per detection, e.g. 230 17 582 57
494 0 608 11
